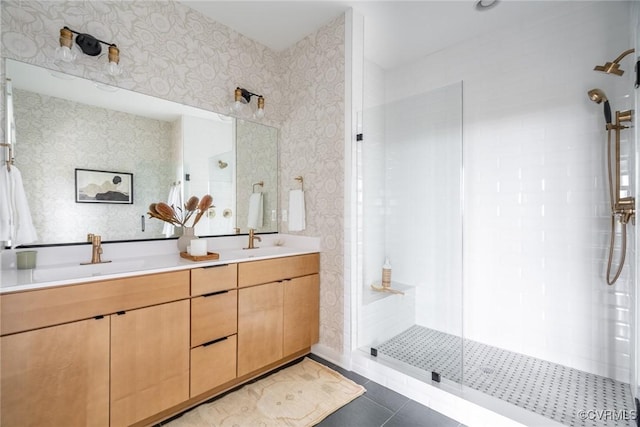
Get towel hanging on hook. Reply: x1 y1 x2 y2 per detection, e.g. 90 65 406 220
0 164 38 247
252 181 264 193
289 176 306 232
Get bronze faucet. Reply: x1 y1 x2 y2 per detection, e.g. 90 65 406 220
81 233 112 265
245 228 261 249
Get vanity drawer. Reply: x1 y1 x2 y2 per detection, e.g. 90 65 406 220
190 335 237 397
237 253 320 288
0 271 190 336
191 290 238 347
191 264 238 296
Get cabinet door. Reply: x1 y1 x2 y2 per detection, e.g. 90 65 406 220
1 317 110 427
283 274 320 356
110 300 190 427
237 282 283 376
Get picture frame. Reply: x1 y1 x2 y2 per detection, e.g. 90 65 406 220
75 168 133 204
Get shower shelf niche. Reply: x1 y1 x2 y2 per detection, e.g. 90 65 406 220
363 281 414 305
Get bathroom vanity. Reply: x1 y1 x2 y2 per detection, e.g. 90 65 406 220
0 248 319 427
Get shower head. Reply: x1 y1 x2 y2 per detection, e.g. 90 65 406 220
587 88 612 125
593 48 635 76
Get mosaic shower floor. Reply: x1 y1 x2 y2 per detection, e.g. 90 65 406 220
375 325 636 427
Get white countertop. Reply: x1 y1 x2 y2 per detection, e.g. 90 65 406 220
0 234 321 294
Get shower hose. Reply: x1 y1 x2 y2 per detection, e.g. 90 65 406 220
605 128 627 286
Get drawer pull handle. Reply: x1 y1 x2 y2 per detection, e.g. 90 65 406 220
116 311 126 316
202 336 228 347
203 264 229 269
202 290 229 297
94 315 104 320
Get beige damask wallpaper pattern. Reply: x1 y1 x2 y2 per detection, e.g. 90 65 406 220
1 1 346 352
13 89 174 243
279 18 346 350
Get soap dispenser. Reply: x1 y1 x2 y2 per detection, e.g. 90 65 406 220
382 257 392 288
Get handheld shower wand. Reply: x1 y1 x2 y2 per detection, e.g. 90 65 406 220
587 88 612 125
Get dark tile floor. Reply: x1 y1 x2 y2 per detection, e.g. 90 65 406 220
308 353 466 427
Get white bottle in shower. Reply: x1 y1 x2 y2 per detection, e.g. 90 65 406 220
382 257 392 288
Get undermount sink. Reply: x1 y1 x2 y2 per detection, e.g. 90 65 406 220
225 246 296 259
32 260 146 283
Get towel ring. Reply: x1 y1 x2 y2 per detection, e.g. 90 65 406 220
294 176 304 191
252 181 264 193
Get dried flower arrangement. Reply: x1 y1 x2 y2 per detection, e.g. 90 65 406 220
148 194 214 227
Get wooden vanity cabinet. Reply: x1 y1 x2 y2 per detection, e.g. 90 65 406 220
0 317 110 427
0 271 190 427
237 253 320 377
110 300 190 427
0 254 319 426
189 264 238 397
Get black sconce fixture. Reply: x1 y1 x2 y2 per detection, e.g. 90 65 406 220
55 26 122 76
231 87 265 119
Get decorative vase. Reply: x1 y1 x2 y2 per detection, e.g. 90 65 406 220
177 226 198 253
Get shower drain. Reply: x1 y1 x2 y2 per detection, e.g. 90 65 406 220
480 366 495 375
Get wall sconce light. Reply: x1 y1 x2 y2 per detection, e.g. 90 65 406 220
231 87 265 119
55 26 122 77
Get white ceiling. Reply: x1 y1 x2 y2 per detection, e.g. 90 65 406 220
180 1 584 70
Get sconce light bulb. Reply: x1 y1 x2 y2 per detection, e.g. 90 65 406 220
104 45 122 77
55 45 77 63
233 100 244 112
254 96 265 119
105 60 122 76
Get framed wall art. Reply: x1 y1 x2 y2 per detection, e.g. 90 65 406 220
75 168 133 204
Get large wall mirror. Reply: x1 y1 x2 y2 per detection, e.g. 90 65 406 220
5 59 278 246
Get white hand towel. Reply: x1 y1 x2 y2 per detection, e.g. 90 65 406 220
247 192 263 230
0 166 38 247
0 167 11 242
162 183 181 237
288 189 306 232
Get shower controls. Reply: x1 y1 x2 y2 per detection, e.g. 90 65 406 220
588 86 635 285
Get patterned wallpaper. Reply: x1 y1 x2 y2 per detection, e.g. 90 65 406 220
13 89 174 243
1 1 346 352
278 16 346 351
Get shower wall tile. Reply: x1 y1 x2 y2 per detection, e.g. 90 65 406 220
358 289 416 349
382 82 463 336
361 59 387 292
381 1 635 382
